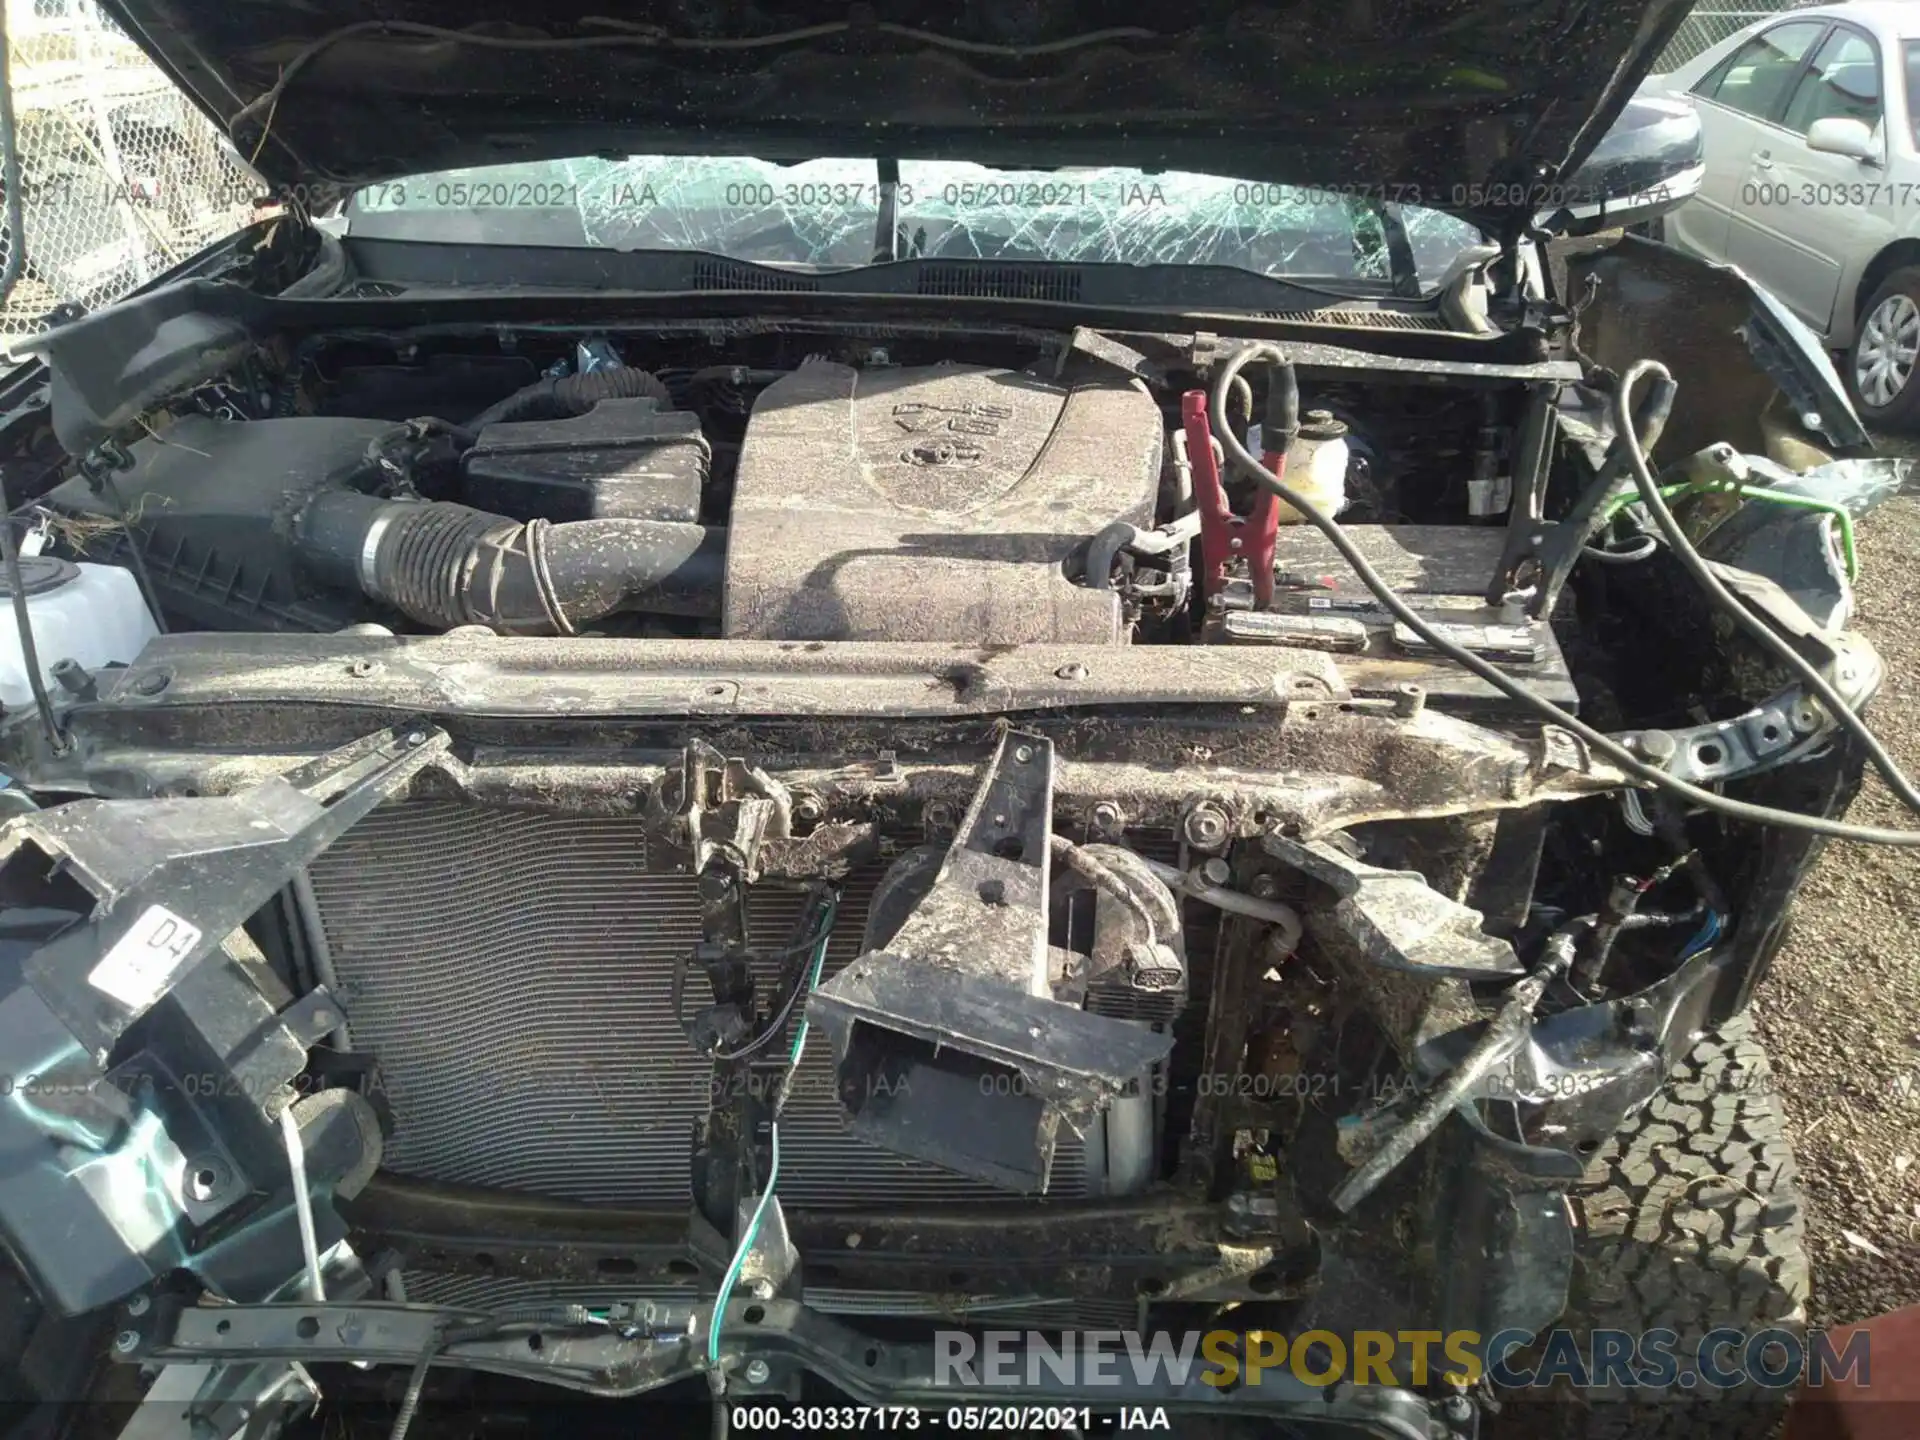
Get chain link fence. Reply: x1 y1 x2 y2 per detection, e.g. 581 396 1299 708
1 0 262 355
1652 1 1827 74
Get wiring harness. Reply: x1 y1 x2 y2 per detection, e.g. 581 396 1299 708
705 891 839 1377
1207 345 1920 847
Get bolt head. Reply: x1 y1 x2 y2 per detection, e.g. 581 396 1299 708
1055 662 1090 681
748 1279 775 1300
125 1294 150 1317
1635 729 1678 762
1200 857 1231 886
131 670 170 697
1183 805 1229 852
113 1330 140 1354
744 1359 771 1385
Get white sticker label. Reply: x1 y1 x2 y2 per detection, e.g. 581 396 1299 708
86 905 204 1009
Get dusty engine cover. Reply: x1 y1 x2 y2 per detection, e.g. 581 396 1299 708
723 361 1162 643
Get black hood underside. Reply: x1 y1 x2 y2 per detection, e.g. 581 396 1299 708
104 0 1691 231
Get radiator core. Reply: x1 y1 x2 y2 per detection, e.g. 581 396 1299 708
305 802 1098 1209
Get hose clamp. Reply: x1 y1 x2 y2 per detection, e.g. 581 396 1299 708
523 518 574 636
358 505 400 596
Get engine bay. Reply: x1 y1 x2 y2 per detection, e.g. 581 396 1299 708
42 330 1586 683
0 295 1898 1435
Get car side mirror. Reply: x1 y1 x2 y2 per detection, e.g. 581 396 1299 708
1541 95 1704 236
1806 116 1879 163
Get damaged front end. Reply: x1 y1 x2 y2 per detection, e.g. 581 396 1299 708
0 167 1904 1431
0 537 1882 1434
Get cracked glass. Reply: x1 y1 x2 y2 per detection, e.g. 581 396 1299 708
351 155 1484 292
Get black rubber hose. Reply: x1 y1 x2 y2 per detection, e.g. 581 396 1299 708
1581 534 1659 564
468 365 673 430
386 1341 432 1440
1208 343 1920 846
298 491 723 633
1263 360 1299 445
388 1306 594 1440
279 230 347 299
0 515 64 754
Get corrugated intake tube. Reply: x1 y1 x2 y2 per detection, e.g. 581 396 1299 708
467 365 673 429
297 490 723 634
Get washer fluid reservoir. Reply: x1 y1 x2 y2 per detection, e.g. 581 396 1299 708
0 558 158 708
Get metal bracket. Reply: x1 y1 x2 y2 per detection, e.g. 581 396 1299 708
806 730 1172 1193
123 1297 1446 1430
1263 834 1524 979
3 723 448 1063
1614 640 1882 785
687 867 755 1052
671 739 794 880
733 1185 798 1299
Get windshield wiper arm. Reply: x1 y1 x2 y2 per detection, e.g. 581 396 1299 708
1346 196 1420 297
1372 200 1422 298
872 157 901 263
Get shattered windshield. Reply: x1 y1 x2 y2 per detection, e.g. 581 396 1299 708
348 155 1484 293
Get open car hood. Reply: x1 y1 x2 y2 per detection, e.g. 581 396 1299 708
102 0 1692 233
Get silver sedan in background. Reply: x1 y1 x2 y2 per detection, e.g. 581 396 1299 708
1643 2 1920 425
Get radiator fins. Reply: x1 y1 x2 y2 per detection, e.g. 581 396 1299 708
305 803 1095 1208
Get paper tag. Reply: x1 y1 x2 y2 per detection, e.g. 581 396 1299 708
87 905 204 1009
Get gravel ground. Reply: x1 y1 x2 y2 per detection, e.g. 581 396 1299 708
1748 481 1920 1328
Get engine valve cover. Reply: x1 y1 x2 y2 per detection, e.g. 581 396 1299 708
724 361 1161 643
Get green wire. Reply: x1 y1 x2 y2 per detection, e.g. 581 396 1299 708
1599 478 1859 580
705 895 838 1369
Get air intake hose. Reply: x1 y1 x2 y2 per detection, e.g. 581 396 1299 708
298 491 723 634
468 365 673 430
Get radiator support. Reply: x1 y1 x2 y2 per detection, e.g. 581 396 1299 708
808 731 1173 1194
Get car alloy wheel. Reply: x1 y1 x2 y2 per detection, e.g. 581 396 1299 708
1855 291 1920 407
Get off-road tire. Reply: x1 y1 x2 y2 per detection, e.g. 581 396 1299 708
1490 1012 1809 1439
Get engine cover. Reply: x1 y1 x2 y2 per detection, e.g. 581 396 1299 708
723 361 1161 643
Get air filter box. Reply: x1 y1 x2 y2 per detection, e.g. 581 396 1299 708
461 397 708 524
42 414 390 633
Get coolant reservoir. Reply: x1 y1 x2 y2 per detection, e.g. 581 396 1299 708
1275 410 1350 524
0 559 158 708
